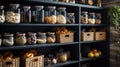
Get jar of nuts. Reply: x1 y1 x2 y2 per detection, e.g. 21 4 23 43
88 12 95 24
47 32 56 43
44 6 56 24
27 32 37 44
0 6 5 23
21 6 31 23
95 13 101 24
56 7 66 24
2 33 14 46
37 32 47 44
5 4 20 23
81 11 88 24
32 6 44 23
67 13 75 24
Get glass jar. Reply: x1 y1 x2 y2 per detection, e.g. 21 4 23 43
88 12 95 24
47 32 56 43
27 32 37 44
32 6 44 23
56 7 66 24
21 6 31 23
67 13 75 24
5 4 20 23
0 34 1 46
69 0 75 3
2 33 14 46
81 11 88 24
87 0 93 5
15 32 27 45
37 32 47 44
0 6 5 23
95 13 101 24
44 6 56 24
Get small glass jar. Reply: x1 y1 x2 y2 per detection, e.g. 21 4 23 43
0 34 1 46
88 12 95 24
47 32 56 43
56 7 66 24
27 32 37 44
37 32 47 44
15 32 27 45
32 6 44 23
44 6 56 24
95 13 101 24
67 13 75 24
21 6 31 23
0 6 5 23
81 11 88 24
5 4 20 23
2 33 14 46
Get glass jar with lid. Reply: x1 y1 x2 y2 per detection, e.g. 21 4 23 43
47 32 56 43
21 6 31 23
88 12 95 24
37 32 47 44
32 6 44 23
67 13 75 24
27 32 37 44
81 11 88 24
0 34 1 46
15 32 27 45
95 13 101 24
2 33 14 46
5 4 20 23
44 6 56 24
0 6 5 23
56 7 66 24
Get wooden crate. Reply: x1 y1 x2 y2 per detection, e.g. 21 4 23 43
22 55 44 67
81 32 94 41
0 57 20 67
94 32 106 40
56 32 74 43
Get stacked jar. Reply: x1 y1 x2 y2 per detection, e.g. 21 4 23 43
0 6 5 23
5 4 20 23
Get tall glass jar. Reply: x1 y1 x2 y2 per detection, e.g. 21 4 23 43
27 32 37 44
0 6 5 23
95 13 101 24
15 32 27 45
47 32 56 43
81 11 88 24
32 6 44 23
88 12 95 24
37 32 47 44
2 33 14 46
67 13 75 24
44 6 56 24
5 4 20 23
21 6 31 23
56 7 66 24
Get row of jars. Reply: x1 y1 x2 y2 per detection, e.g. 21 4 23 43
0 4 75 24
81 11 101 24
0 32 56 46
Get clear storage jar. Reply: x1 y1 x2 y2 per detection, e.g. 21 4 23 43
21 6 31 23
2 33 14 46
95 13 101 24
56 7 66 24
67 13 75 24
27 32 37 44
37 32 47 44
0 6 5 23
44 6 56 24
15 32 27 45
81 11 88 24
88 12 95 24
47 32 56 43
32 6 44 23
5 4 20 23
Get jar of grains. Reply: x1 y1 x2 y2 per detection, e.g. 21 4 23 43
0 6 5 23
5 4 20 23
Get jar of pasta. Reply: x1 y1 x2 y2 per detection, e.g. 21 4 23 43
5 4 20 23
27 32 37 44
37 32 47 44
0 6 5 23
47 32 56 43
81 11 88 24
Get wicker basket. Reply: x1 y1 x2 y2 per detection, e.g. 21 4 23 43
81 32 94 41
94 32 106 41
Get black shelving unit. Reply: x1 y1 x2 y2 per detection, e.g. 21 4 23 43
0 0 110 67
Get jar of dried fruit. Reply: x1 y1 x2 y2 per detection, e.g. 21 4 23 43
37 32 47 44
27 32 37 44
5 4 20 23
88 12 95 24
47 32 56 43
81 11 88 24
0 6 5 23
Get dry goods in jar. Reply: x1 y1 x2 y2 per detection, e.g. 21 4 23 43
67 13 75 24
27 32 37 44
47 32 56 43
81 11 88 24
95 13 101 24
0 6 5 23
56 15 66 24
45 15 56 24
88 12 95 24
37 32 47 44
88 0 93 5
